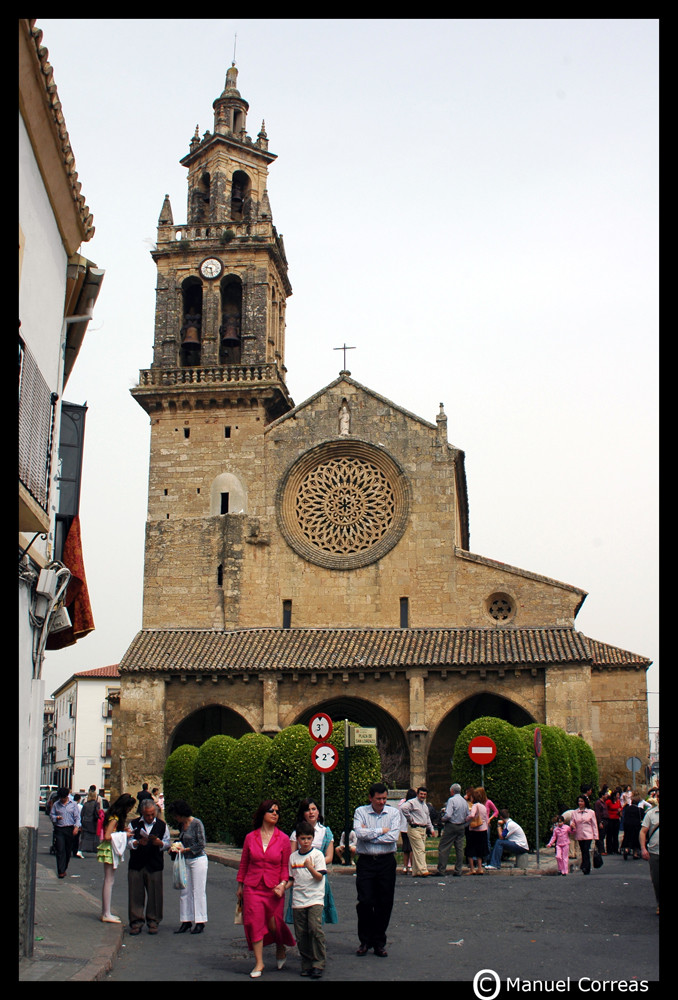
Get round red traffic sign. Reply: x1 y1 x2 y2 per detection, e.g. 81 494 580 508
468 735 497 764
312 743 339 773
534 727 542 758
309 713 333 742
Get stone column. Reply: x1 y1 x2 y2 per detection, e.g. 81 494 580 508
406 670 429 786
260 675 281 734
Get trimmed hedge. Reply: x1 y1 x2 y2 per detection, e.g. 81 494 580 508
193 734 238 842
518 724 554 844
452 718 600 847
569 734 599 802
453 717 532 834
322 721 382 838
163 744 200 827
261 725 317 835
223 733 273 846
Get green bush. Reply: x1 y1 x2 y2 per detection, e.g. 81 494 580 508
322 721 382 841
223 733 273 846
163 744 200 827
452 717 532 834
518 724 554 845
538 725 573 815
568 734 599 802
261 725 317 835
193 735 238 841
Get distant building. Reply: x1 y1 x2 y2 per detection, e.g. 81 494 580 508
52 666 120 793
19 18 104 957
40 700 56 787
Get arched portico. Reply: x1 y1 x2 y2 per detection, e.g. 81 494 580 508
427 692 536 806
294 696 411 789
168 703 254 754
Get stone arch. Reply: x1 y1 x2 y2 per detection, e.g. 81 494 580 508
293 695 410 789
168 703 254 754
426 692 536 807
210 471 247 515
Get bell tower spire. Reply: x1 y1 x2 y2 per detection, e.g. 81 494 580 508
133 65 292 419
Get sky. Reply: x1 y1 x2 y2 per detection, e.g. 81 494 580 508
34 18 658 742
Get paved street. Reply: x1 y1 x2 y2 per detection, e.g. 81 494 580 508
104 855 657 983
24 813 658 985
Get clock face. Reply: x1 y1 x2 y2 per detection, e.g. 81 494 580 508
200 257 223 279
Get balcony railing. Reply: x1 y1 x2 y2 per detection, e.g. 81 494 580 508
135 362 284 389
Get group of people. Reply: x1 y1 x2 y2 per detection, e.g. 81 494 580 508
94 791 207 934
51 775 659 977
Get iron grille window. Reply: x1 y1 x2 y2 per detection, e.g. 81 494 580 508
19 338 57 512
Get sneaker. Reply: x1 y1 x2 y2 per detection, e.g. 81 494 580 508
484 865 498 870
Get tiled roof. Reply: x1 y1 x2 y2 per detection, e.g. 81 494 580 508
118 628 650 674
24 20 95 241
74 664 120 679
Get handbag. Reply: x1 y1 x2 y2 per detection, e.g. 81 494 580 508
234 900 243 925
592 848 603 869
173 852 187 889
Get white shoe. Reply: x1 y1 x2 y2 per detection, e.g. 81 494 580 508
250 969 263 979
484 865 498 870
101 915 122 923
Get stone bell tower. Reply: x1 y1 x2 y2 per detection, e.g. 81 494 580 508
131 65 294 631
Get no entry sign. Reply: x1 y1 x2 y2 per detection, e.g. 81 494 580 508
468 735 497 764
312 743 339 773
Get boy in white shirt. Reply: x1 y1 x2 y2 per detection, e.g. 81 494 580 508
285 820 327 978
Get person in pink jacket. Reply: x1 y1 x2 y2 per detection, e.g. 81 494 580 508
569 796 599 875
547 815 572 875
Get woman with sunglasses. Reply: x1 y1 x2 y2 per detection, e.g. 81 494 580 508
236 799 296 978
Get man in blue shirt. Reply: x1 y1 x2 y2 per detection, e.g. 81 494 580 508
353 782 401 957
50 787 80 879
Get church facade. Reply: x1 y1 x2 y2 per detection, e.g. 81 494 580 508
113 66 650 803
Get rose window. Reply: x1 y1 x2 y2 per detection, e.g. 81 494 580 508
278 442 410 569
295 457 395 554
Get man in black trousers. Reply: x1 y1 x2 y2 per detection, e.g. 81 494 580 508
353 783 402 957
128 799 170 934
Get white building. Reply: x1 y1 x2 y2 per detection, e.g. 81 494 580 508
19 18 104 957
52 665 120 794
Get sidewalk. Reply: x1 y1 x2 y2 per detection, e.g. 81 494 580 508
19 837 556 981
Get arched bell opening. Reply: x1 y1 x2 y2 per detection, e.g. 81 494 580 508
426 693 536 807
190 170 211 223
219 275 242 363
230 169 250 221
180 276 203 367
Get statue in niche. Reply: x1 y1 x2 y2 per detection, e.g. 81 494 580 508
339 400 351 435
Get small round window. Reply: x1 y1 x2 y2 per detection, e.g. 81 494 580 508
486 592 515 623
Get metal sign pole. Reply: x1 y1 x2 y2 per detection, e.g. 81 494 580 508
535 756 540 867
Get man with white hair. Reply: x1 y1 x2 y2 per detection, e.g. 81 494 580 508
436 783 469 877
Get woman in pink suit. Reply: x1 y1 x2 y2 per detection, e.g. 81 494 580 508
236 799 296 978
547 815 572 875
569 796 599 875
